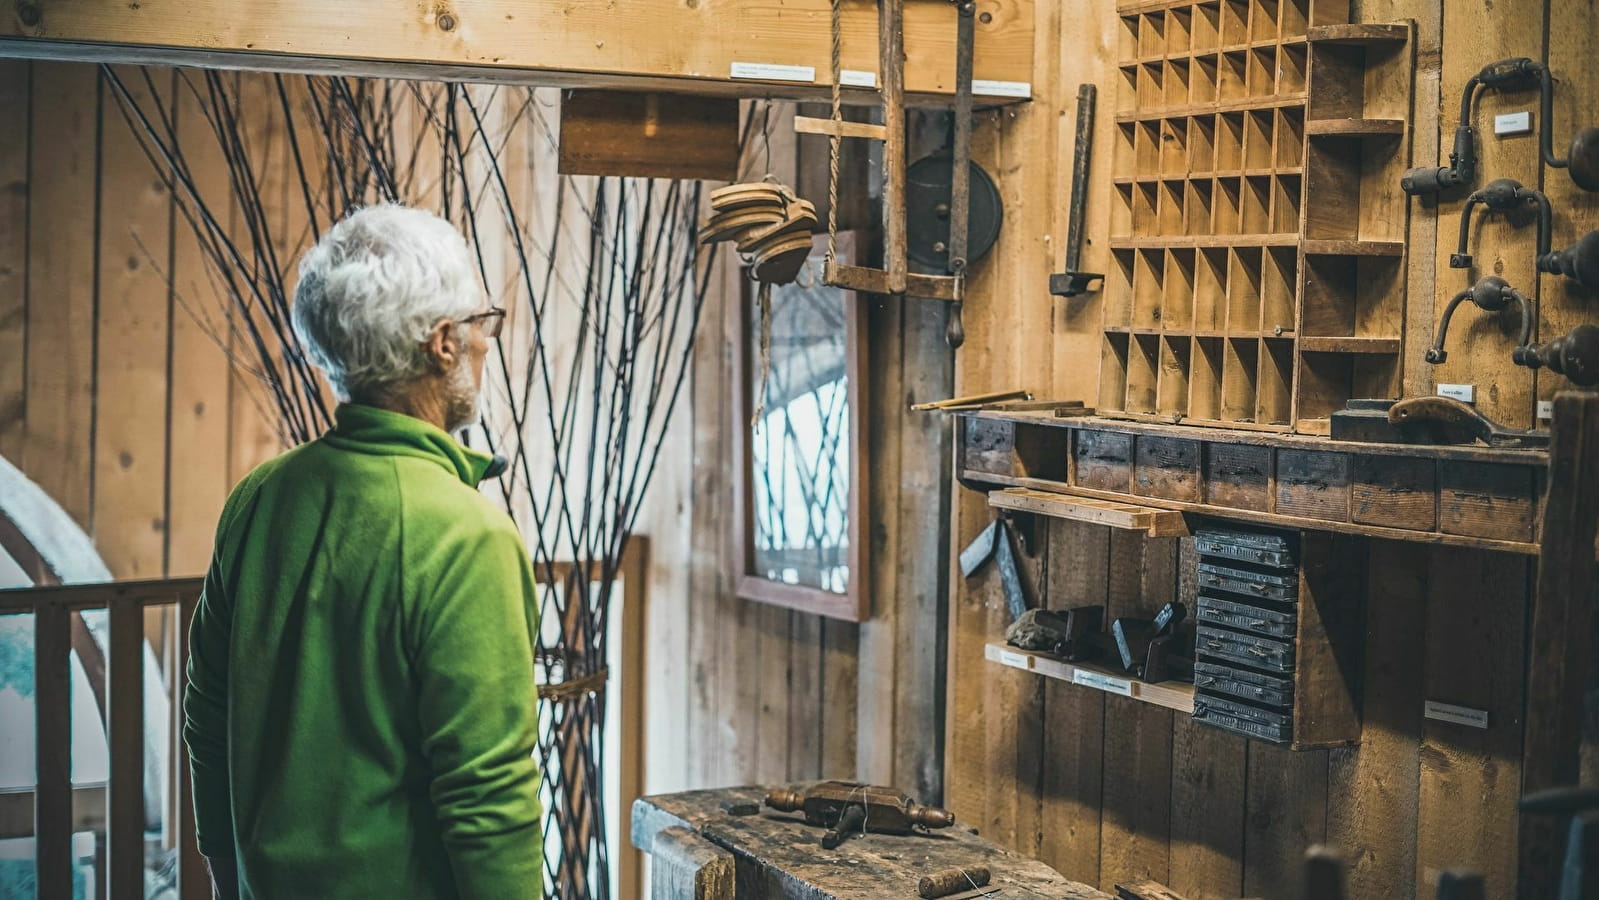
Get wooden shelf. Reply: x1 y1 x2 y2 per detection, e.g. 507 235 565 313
1298 335 1401 354
989 487 1190 536
1306 118 1405 137
1109 233 1301 250
1106 327 1295 338
958 413 1549 556
1307 23 1412 44
1114 93 1309 124
1113 166 1304 185
1301 238 1405 257
985 642 1196 713
1177 416 1297 433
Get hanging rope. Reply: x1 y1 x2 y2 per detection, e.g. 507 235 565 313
827 0 843 264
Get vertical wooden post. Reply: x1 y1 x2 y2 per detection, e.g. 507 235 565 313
108 597 146 898
880 0 907 295
1520 389 1599 896
619 538 650 900
35 599 73 899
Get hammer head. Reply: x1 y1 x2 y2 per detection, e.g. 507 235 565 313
1049 271 1104 297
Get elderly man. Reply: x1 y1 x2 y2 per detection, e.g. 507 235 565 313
184 205 543 898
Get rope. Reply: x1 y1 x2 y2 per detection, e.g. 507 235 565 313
827 0 842 263
752 280 774 426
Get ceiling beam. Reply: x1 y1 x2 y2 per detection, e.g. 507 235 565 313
1 0 1034 103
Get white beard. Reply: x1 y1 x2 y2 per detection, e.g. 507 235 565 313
443 358 482 433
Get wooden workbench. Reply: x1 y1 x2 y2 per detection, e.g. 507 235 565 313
632 787 1112 899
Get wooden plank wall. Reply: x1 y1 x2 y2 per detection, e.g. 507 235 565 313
950 528 1532 900
1 60 278 582
940 1 1589 899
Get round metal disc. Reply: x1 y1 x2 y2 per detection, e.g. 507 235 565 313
904 152 1003 270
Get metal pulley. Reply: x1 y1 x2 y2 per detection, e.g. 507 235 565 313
904 151 1003 272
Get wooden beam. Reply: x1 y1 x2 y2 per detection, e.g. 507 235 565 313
793 115 888 141
559 90 738 181
1520 391 1599 895
0 576 205 613
0 0 1033 103
617 539 649 900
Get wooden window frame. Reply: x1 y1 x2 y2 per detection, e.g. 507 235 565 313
731 232 869 622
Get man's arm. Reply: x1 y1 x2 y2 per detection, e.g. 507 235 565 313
184 558 238 897
414 525 544 896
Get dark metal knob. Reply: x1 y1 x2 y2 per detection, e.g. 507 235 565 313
1567 127 1599 192
1521 323 1599 386
1540 229 1599 290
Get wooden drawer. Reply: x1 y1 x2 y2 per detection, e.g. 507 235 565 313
1074 430 1134 493
1276 450 1350 520
1133 436 1201 502
1438 461 1538 543
1351 455 1436 531
1206 443 1272 509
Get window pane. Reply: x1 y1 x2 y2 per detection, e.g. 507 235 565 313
750 257 851 595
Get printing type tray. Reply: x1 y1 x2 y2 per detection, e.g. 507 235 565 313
1193 661 1294 708
1196 595 1298 640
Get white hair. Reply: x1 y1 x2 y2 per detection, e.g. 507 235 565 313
291 204 481 401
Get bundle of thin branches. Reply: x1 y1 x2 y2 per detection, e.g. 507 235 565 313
105 66 718 900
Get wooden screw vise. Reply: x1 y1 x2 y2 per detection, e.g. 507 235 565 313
764 781 955 849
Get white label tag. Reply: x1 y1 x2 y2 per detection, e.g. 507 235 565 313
1494 111 1533 135
730 62 816 83
1538 400 1554 420
840 69 877 88
998 649 1032 670
973 79 1032 99
1437 383 1475 403
1072 669 1135 697
1425 700 1490 729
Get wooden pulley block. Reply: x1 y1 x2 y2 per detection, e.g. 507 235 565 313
735 199 817 253
751 232 814 284
698 205 786 243
709 182 789 212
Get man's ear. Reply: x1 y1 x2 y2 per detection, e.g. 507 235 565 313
421 318 460 373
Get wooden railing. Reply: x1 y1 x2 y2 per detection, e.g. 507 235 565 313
0 577 207 900
2 538 649 899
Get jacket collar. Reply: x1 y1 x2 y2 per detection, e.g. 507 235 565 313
324 403 495 486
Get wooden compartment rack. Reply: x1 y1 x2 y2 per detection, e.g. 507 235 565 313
1100 0 1415 434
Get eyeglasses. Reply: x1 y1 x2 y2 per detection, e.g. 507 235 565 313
458 306 506 339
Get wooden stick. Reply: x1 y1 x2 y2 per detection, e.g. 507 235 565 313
793 115 886 141
910 389 1032 411
880 0 906 294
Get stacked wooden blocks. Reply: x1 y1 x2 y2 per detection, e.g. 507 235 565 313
699 182 817 284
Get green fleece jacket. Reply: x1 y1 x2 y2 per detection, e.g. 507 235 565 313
185 403 543 899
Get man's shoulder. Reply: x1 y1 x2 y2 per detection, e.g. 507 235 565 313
391 455 519 537
220 442 315 519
